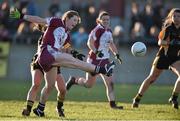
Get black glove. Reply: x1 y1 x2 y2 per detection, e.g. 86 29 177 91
95 50 104 57
71 50 85 61
76 53 86 61
115 54 122 64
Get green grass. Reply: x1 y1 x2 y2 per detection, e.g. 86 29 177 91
0 80 180 120
0 80 175 103
0 101 180 120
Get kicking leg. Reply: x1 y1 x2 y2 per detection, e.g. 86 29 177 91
53 53 115 76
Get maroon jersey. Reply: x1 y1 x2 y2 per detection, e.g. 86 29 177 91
41 17 70 50
37 17 71 72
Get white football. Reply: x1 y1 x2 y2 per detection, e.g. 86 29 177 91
131 42 147 57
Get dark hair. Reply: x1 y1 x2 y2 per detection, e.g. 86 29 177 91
62 10 81 23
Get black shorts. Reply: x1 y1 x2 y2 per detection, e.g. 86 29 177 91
31 54 61 74
152 55 180 69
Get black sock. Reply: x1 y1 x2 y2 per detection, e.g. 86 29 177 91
135 94 142 102
172 92 179 101
37 102 45 112
57 101 63 109
26 100 34 112
110 101 116 107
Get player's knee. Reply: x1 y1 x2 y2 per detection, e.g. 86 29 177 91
148 75 158 84
147 77 155 84
176 78 180 83
45 84 54 92
59 88 66 95
148 77 156 84
149 80 155 84
177 72 180 77
31 83 41 91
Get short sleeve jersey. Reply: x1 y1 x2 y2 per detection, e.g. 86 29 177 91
88 24 113 60
41 17 70 50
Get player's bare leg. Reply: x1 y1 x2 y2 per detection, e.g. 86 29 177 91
132 66 162 108
66 72 97 90
55 74 66 117
53 53 115 77
33 67 57 117
169 79 180 109
101 74 123 109
169 62 180 109
22 69 43 116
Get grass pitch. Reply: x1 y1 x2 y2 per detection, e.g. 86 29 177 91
0 101 180 121
0 80 180 120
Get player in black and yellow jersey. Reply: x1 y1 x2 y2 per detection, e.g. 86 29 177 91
132 8 180 109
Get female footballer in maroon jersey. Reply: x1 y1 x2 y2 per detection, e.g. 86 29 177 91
22 25 69 117
10 9 115 117
66 11 123 109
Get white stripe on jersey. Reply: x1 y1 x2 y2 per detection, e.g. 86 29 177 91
90 24 113 60
45 17 52 26
47 45 63 60
53 27 67 49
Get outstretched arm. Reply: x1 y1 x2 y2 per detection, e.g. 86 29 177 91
23 15 47 25
10 8 47 25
